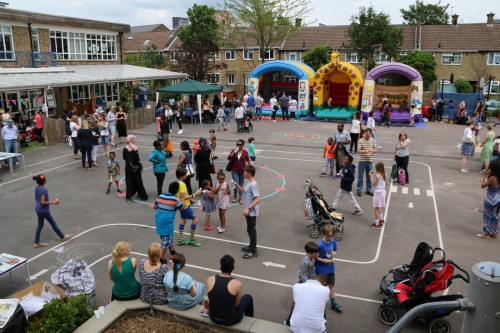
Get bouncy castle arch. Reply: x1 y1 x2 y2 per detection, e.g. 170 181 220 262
361 62 423 114
249 60 315 113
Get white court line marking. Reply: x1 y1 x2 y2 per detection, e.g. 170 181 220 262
88 252 381 304
414 188 420 196
427 189 434 197
30 268 48 280
402 187 408 194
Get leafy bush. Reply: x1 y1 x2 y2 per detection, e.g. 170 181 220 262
454 79 473 93
27 295 94 333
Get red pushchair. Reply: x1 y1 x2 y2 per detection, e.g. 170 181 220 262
378 242 470 333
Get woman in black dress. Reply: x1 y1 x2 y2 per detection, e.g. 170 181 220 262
116 107 128 144
194 137 213 188
78 120 94 171
123 135 148 203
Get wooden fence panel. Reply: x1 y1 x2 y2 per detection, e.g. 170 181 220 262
44 118 67 146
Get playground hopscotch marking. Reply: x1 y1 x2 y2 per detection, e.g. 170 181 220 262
402 187 408 194
427 189 434 197
414 188 420 196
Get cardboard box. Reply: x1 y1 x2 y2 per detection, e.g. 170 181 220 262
10 281 65 300
10 281 66 318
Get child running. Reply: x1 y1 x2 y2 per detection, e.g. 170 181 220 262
175 167 202 247
213 170 231 233
315 224 343 313
331 155 363 215
106 152 122 194
248 137 256 163
200 179 216 231
370 162 387 230
320 137 335 177
284 241 320 325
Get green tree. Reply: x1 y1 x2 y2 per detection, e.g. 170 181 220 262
348 6 403 75
454 79 473 93
400 1 450 25
173 4 226 80
399 50 437 86
302 45 330 71
222 0 313 66
125 44 168 69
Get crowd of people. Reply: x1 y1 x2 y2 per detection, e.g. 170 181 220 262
9 89 497 332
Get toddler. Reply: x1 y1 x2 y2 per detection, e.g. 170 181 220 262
216 106 227 131
248 137 256 163
209 129 217 159
370 162 387 229
200 179 216 231
106 152 122 194
213 170 230 233
321 137 335 177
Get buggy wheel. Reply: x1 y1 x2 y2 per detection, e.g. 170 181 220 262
378 306 398 326
428 319 451 333
310 230 319 239
334 232 342 241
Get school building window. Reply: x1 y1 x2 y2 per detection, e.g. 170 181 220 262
94 82 121 103
259 49 275 60
488 52 500 65
345 52 360 63
50 30 117 60
206 73 220 84
70 85 90 103
484 81 499 94
285 51 300 61
243 49 253 60
441 52 462 65
374 52 390 64
225 49 236 60
0 25 14 60
227 73 235 85
208 51 220 61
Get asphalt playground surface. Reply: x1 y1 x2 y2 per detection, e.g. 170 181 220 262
1 117 499 332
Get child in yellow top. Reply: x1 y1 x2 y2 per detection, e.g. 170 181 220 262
175 167 202 247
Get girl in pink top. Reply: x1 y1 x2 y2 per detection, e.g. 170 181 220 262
213 170 231 234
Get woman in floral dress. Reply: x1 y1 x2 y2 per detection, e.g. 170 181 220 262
139 243 169 304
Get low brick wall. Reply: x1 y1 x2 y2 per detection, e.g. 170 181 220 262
75 299 290 333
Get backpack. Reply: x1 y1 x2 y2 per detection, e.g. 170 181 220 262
155 107 163 117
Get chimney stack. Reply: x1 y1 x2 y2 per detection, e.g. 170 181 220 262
487 12 495 26
451 14 459 26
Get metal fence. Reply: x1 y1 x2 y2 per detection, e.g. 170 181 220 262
0 51 59 68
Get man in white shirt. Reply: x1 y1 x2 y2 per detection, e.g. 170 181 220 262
2 119 20 165
290 274 330 333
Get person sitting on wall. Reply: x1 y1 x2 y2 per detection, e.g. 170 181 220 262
401 100 409 112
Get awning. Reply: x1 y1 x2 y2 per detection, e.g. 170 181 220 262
157 79 223 94
0 65 186 91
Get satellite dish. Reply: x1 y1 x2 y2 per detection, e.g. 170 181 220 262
479 77 485 89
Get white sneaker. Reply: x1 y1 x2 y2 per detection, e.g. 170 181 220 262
177 129 183 134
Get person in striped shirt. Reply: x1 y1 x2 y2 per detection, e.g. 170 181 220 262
154 181 184 263
356 129 378 197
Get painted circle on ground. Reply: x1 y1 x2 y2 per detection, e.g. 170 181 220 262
120 162 286 207
271 132 321 140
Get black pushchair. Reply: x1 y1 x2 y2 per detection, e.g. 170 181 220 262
378 242 470 333
243 113 253 132
303 179 344 240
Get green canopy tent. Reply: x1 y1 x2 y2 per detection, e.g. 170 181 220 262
157 80 223 124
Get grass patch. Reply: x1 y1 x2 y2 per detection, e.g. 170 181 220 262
20 140 46 153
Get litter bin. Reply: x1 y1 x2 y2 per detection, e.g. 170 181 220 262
461 262 500 333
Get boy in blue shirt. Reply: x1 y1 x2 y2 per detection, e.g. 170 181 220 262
154 181 183 263
315 224 343 313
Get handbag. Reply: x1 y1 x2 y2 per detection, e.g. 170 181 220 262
125 151 141 174
166 139 174 153
225 158 234 172
390 162 398 181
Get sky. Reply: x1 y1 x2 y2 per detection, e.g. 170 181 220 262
7 0 500 28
